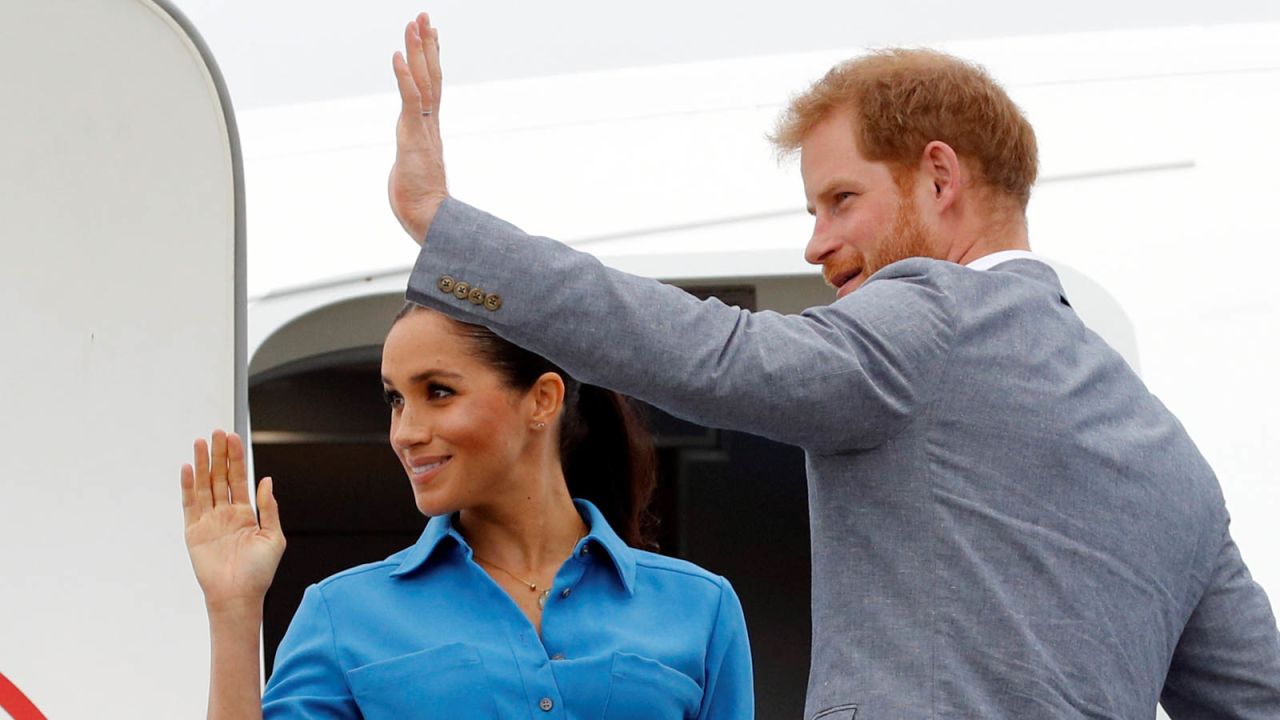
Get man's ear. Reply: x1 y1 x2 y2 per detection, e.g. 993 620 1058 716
529 371 566 427
919 140 963 210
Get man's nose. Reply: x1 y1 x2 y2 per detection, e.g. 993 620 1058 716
805 218 839 266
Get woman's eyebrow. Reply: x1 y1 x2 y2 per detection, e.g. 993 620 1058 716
382 369 464 387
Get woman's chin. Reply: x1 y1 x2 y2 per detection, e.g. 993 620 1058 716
411 488 460 518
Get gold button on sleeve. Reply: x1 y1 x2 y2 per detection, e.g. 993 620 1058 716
452 282 471 300
437 275 455 293
468 287 486 305
483 293 503 312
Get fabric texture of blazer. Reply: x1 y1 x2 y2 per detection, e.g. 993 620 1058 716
406 198 1280 719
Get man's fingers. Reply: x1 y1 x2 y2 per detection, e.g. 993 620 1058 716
405 17 435 112
257 477 284 539
180 464 199 527
423 22 442 107
228 432 250 505
393 50 423 117
193 438 212 511
210 429 229 507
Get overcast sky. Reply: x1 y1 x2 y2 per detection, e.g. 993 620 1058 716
169 0 1280 111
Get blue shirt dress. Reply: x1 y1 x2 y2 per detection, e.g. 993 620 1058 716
261 499 754 719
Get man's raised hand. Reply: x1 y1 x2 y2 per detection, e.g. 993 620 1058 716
389 12 448 246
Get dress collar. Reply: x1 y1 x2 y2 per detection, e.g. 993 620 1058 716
571 498 637 596
389 499 637 596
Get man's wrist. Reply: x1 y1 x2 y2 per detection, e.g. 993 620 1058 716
412 193 449 247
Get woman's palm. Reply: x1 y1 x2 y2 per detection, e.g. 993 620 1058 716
181 431 285 609
186 501 282 605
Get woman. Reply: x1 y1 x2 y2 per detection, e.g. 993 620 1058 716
181 303 754 718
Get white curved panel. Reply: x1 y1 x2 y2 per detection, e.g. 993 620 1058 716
0 0 242 716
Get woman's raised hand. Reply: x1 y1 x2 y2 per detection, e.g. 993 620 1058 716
389 12 448 246
181 430 285 613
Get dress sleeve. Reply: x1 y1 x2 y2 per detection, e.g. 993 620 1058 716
697 577 755 720
261 585 360 719
408 199 955 454
1160 527 1280 718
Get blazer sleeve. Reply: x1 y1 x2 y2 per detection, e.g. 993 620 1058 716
261 585 360 719
1160 527 1280 718
407 198 956 453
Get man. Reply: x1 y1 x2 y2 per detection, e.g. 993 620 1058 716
387 14 1280 719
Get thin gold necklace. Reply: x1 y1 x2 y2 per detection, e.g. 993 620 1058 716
474 556 553 609
473 529 586 610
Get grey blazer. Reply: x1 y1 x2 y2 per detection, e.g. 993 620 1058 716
406 198 1280 719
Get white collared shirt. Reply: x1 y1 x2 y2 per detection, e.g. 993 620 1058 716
965 249 1046 272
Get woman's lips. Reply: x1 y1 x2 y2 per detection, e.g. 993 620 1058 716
406 455 451 485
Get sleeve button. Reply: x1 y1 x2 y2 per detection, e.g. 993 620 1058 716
452 282 471 300
483 293 503 311
437 275 455 293
468 287 487 305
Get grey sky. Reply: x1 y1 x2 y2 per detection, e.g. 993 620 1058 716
170 0 1280 111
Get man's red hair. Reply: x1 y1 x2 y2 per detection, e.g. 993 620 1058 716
772 49 1038 209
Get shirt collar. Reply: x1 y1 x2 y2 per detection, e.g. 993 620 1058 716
389 512 466 578
572 498 637 596
964 249 1046 272
965 250 1071 307
388 499 637 596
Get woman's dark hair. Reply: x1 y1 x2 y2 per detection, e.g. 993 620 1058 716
393 303 659 549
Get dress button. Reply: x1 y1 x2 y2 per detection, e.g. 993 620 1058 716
452 282 471 300
468 287 486 305
550 652 566 661
561 588 572 599
437 275 455 293
483 292 503 311
539 697 554 712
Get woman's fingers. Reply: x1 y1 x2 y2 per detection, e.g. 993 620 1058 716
227 432 250 505
210 429 229 507
257 477 284 540
180 463 199 527
187 430 252 517
193 437 212 511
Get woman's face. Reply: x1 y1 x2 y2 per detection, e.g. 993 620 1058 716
381 310 538 517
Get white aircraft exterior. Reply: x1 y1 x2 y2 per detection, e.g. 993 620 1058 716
2 1 1277 717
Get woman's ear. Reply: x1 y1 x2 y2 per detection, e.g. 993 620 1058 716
528 372 566 428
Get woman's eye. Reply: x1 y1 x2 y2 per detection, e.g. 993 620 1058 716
381 388 403 409
427 383 455 400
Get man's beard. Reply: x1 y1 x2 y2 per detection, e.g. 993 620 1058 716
823 194 936 292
